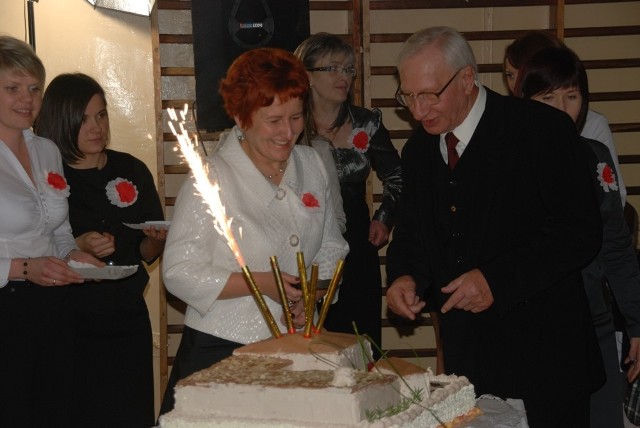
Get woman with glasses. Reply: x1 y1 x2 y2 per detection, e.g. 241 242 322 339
295 33 402 354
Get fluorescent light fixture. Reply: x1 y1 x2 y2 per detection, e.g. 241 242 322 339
86 0 156 16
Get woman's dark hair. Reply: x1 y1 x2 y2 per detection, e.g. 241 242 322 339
36 73 107 164
294 33 355 144
504 31 562 71
515 46 590 132
503 31 563 94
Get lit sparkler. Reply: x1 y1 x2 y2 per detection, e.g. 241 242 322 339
167 105 281 338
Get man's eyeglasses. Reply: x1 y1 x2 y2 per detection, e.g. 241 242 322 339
395 68 463 107
307 65 357 78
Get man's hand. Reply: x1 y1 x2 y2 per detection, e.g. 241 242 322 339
368 220 390 248
386 275 426 320
625 337 640 383
441 268 494 314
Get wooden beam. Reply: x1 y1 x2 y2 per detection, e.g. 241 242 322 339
157 0 191 10
161 67 194 76
627 187 640 196
159 34 192 44
566 25 640 37
150 2 170 403
612 123 640 133
371 0 556 8
309 1 353 10
620 155 640 164
590 91 640 102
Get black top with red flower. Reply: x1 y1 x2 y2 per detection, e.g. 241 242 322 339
581 137 640 337
63 149 164 295
320 106 401 351
332 105 402 231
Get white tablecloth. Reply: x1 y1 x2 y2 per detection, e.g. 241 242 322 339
461 395 529 428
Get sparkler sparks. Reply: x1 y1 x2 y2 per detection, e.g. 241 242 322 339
167 106 245 267
167 105 281 338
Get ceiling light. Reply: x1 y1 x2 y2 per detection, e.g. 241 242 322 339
86 0 156 17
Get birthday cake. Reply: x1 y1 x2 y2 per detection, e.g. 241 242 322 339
159 332 478 427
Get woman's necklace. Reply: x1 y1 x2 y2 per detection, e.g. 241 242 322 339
261 160 287 180
265 167 285 180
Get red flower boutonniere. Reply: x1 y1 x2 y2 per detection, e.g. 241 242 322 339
348 128 370 153
44 170 70 197
302 192 320 208
106 177 138 207
596 162 618 193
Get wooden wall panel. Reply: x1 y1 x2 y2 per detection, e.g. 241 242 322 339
154 0 640 400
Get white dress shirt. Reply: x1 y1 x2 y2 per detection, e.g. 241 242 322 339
163 127 349 344
440 85 487 163
0 130 77 286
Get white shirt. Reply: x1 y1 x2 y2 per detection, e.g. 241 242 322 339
440 85 487 162
0 130 77 286
163 127 349 344
582 109 626 205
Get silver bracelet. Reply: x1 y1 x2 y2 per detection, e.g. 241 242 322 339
64 249 77 262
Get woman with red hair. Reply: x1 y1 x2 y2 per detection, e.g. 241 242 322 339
159 48 349 416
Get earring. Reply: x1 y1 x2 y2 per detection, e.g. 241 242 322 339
235 128 245 141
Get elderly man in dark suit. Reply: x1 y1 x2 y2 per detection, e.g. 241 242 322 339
386 26 605 427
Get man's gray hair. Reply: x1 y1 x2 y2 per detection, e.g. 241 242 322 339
398 26 478 77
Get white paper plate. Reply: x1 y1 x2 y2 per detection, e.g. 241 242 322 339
123 221 171 230
71 265 139 280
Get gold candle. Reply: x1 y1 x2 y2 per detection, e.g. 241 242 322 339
314 259 345 333
270 256 295 334
296 252 310 310
241 265 282 338
304 263 319 338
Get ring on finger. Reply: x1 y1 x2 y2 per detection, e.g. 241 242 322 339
52 279 56 285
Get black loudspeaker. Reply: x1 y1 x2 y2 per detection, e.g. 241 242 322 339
191 0 310 132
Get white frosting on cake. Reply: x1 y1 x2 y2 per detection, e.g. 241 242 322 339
232 331 371 371
160 334 477 428
332 367 357 387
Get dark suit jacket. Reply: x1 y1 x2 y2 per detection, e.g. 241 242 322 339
387 88 604 426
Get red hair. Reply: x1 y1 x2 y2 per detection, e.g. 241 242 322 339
219 48 309 129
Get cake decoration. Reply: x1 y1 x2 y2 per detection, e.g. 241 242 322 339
159 332 479 428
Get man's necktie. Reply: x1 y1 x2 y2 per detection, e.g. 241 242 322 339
446 132 460 170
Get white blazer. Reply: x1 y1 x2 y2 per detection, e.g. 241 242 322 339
163 127 349 344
